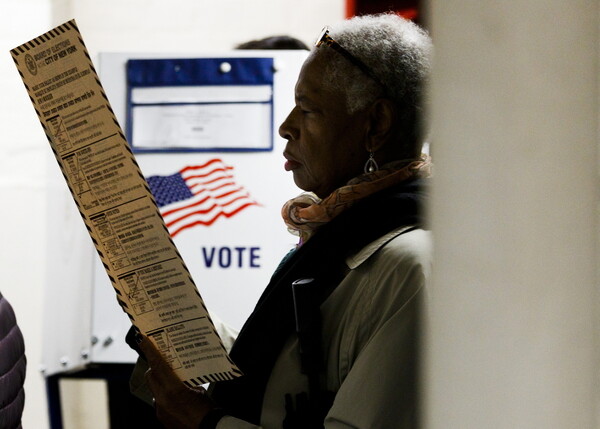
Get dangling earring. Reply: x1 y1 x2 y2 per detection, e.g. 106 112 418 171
364 151 379 173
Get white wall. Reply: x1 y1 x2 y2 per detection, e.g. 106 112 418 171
0 1 344 428
0 2 51 429
426 1 599 428
58 0 345 55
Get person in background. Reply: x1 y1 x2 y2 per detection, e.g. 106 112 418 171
236 35 309 50
136 13 433 429
0 292 26 429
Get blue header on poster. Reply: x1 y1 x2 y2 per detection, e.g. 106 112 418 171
127 58 274 87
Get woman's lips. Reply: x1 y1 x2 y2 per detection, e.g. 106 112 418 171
284 158 301 171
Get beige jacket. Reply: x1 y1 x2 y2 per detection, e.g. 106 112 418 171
218 226 432 429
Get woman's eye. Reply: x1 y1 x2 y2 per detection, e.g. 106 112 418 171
298 105 314 114
295 104 316 116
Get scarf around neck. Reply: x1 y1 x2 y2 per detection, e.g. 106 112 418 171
282 154 432 245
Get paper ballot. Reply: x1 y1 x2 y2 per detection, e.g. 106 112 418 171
11 20 241 385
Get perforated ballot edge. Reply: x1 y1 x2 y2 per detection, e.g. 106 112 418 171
11 19 241 385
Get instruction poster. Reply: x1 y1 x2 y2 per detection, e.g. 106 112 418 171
11 19 241 386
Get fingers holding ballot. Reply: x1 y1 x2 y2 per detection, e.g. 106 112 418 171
137 334 215 429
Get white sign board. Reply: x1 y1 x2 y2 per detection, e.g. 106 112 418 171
86 51 306 365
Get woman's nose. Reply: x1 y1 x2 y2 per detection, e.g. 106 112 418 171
278 109 298 141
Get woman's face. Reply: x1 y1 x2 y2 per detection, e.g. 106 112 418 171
279 54 369 199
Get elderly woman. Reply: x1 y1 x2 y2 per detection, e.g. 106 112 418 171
138 13 433 429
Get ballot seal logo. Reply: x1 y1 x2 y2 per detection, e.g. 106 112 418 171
25 54 37 76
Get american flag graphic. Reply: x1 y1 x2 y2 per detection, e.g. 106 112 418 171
147 158 259 237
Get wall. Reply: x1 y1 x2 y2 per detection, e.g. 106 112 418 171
57 0 344 55
0 2 51 429
0 1 344 428
426 1 599 428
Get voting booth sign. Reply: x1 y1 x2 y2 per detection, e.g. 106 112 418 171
43 50 307 375
126 57 275 152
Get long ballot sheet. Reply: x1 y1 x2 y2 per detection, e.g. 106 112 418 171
11 20 241 385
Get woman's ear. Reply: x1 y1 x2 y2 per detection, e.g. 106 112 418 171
364 98 397 152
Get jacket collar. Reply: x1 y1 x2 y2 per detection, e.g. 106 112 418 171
345 225 418 269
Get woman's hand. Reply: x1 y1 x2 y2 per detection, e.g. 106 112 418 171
139 335 214 429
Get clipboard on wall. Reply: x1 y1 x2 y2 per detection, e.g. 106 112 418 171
126 57 275 153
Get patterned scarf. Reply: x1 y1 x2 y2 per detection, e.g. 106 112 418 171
282 153 432 245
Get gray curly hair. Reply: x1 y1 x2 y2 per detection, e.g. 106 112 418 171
311 13 432 146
